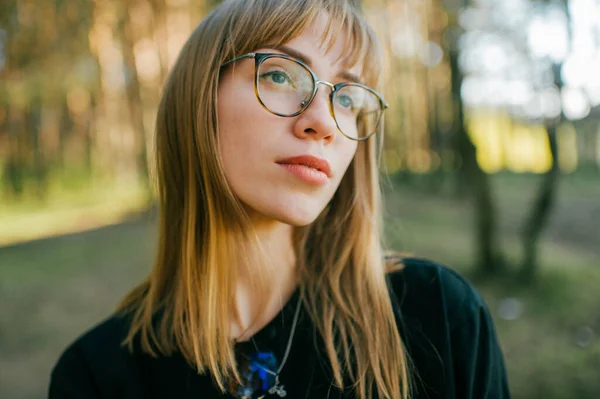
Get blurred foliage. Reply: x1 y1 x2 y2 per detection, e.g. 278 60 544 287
1 0 598 208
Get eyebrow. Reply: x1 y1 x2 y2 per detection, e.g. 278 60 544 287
266 44 364 84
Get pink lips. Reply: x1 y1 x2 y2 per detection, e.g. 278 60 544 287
276 155 331 185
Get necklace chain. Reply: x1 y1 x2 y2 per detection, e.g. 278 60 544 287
250 295 302 376
235 295 302 398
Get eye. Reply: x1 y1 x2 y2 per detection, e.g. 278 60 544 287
268 72 287 83
269 72 287 84
260 70 295 87
336 94 354 109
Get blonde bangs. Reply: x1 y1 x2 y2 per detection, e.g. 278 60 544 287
218 0 384 89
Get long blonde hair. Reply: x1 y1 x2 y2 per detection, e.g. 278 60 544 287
118 0 410 398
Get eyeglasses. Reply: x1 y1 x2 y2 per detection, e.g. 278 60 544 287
220 52 388 141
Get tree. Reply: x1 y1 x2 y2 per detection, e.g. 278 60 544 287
444 0 505 276
520 1 572 280
116 0 150 191
448 35 505 276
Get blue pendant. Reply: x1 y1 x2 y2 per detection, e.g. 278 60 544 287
230 350 281 398
248 351 278 391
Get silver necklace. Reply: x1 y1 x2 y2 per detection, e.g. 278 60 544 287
243 295 302 398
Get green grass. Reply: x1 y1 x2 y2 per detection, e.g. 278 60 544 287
0 172 599 399
0 179 151 247
0 216 156 399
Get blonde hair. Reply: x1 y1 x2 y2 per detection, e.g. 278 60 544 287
117 0 410 398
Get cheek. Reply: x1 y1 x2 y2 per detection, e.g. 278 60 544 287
338 141 359 175
217 78 278 149
217 85 257 159
217 93 247 188
218 87 244 143
216 83 281 195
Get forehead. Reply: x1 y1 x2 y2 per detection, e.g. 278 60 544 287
280 13 364 79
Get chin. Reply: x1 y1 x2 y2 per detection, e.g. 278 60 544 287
254 201 325 227
241 193 331 227
271 207 322 227
279 214 318 227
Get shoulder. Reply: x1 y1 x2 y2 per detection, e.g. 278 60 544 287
50 313 139 396
59 313 132 362
384 260 511 398
385 256 487 331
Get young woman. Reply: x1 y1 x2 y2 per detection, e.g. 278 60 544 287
49 0 510 398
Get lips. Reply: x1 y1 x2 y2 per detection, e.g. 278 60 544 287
276 155 332 177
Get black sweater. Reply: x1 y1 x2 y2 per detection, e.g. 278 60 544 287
49 258 511 398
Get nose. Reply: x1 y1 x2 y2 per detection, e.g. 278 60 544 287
292 83 338 143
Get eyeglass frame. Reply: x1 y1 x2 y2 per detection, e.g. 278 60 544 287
220 52 388 141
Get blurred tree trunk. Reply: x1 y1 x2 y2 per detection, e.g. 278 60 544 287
449 37 504 276
58 97 72 170
87 1 112 181
427 93 445 192
520 123 560 280
149 0 169 84
29 96 48 199
3 0 30 200
585 123 600 173
5 105 26 199
117 1 150 192
596 125 600 173
443 0 503 275
84 95 97 176
0 104 8 157
426 2 448 192
520 63 563 281
520 1 570 280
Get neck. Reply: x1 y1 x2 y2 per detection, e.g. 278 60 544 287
231 217 298 342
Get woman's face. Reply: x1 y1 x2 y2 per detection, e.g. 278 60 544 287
217 16 362 226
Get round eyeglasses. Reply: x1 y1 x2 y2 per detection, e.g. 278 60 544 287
220 53 388 141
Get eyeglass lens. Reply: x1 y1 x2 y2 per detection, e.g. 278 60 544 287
256 56 382 140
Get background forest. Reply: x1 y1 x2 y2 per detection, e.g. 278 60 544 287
1 0 599 398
